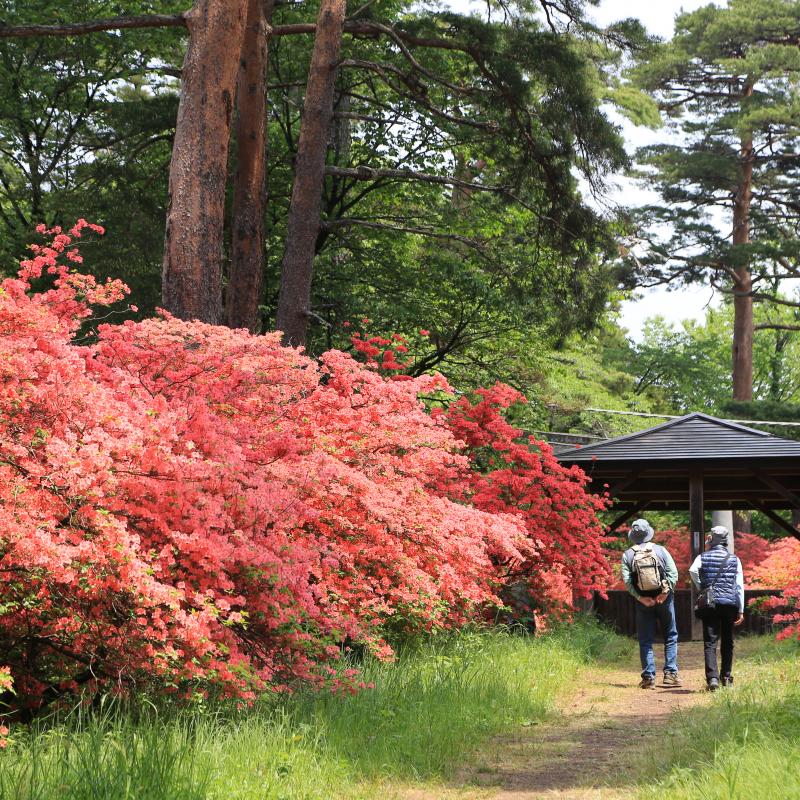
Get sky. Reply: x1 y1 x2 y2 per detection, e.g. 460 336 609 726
588 0 721 339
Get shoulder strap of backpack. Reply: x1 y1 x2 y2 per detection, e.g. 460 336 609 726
645 543 665 566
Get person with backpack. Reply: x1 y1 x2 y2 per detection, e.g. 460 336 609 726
689 525 745 691
621 518 680 689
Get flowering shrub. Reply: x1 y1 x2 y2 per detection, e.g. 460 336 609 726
0 225 610 715
347 325 612 612
609 528 772 589
750 537 800 589
749 537 800 639
435 385 612 610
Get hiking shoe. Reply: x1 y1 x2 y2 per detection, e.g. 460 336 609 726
639 676 656 689
707 678 720 692
663 672 682 687
721 675 734 687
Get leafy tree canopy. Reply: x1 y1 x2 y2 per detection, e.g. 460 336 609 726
623 0 800 312
1 0 651 378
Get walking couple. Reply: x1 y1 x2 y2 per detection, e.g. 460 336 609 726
621 519 745 691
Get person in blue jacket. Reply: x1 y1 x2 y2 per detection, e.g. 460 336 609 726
621 519 680 689
689 525 745 691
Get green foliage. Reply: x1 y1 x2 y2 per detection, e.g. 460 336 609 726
625 0 800 313
641 636 800 800
721 399 800 438
627 312 732 412
0 620 626 800
0 0 185 312
520 311 665 439
605 84 662 129
1 0 640 373
265 0 636 368
626 301 800 413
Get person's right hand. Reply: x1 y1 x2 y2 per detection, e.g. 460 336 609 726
638 596 655 607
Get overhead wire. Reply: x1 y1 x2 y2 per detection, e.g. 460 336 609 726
583 407 800 428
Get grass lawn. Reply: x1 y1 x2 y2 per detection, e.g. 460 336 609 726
6 622 797 800
641 635 800 800
0 618 626 800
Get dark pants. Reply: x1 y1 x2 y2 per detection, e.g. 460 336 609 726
700 604 738 682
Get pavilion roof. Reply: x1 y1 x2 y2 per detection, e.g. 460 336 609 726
556 412 800 463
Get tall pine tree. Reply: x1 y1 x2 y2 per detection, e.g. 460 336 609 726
626 0 800 402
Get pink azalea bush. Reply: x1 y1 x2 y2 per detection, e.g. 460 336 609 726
0 223 609 720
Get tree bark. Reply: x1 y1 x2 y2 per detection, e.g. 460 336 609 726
732 92 754 402
451 155 486 208
227 0 274 332
730 87 754 536
275 0 347 348
162 0 247 324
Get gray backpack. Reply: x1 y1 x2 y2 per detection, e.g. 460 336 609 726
631 544 666 594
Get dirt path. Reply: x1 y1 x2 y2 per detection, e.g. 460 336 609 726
396 641 712 800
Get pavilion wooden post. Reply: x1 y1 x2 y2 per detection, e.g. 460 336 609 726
689 469 705 640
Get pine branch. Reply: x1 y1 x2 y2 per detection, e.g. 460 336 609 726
0 14 187 38
749 293 800 308
776 257 800 280
0 15 485 63
322 216 484 248
338 59 485 119
754 323 800 331
344 21 479 56
324 165 508 193
332 111 388 124
341 20 479 95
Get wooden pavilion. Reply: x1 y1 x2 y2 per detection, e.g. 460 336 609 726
556 412 800 637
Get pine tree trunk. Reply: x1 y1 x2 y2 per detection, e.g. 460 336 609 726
731 172 752 537
731 110 754 403
227 0 273 332
275 0 346 348
731 267 753 402
162 0 247 324
731 89 754 536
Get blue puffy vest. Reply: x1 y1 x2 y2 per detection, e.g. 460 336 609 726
699 545 739 608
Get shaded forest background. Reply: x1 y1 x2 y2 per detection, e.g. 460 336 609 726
2 0 800 496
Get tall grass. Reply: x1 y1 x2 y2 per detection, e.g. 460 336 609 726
0 617 625 800
642 636 800 800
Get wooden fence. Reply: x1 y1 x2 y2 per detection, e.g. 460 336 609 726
593 589 782 641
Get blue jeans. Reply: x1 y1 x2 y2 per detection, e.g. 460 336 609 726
635 593 678 678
